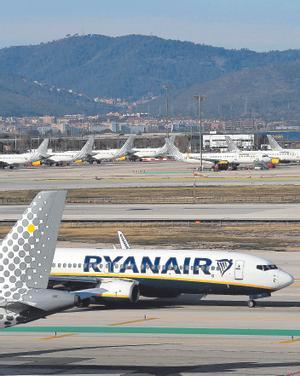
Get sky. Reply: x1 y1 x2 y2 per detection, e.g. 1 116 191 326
0 0 300 51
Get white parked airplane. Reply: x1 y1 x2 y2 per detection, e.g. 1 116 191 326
267 135 300 163
129 136 174 160
46 136 94 166
49 243 293 308
0 139 49 169
167 138 273 170
0 190 77 328
91 135 135 163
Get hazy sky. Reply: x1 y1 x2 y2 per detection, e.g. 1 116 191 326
1 0 300 51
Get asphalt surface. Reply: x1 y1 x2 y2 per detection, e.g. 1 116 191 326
1 203 300 221
0 250 300 375
0 161 299 190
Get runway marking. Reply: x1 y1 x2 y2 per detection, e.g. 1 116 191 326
40 333 76 340
6 326 300 337
109 317 158 326
277 337 300 344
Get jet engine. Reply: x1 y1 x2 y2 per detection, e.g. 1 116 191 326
75 279 140 306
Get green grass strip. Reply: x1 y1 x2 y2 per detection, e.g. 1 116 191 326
4 326 300 337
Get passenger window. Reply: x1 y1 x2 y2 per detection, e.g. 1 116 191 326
63 263 66 268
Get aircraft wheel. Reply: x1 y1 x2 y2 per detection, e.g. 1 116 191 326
77 298 90 308
248 299 256 308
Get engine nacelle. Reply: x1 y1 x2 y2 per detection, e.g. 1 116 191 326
75 279 140 305
97 279 140 303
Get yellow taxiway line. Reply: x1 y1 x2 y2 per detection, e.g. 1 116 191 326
109 317 158 326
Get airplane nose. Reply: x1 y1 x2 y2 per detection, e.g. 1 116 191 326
278 271 294 289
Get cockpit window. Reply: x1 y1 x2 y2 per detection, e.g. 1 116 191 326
256 264 278 271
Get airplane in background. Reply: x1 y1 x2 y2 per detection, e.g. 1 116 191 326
0 139 49 169
46 136 94 166
0 190 77 328
128 136 175 161
267 135 300 163
90 135 135 164
167 137 274 170
49 234 293 309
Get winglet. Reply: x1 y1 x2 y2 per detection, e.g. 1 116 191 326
117 231 131 250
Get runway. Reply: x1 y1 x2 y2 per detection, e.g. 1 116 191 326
0 250 300 375
1 203 300 221
0 161 299 190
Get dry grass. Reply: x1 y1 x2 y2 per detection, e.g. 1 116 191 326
0 222 298 252
0 185 300 204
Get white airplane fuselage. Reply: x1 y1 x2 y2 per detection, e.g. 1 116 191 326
0 152 38 166
189 151 272 165
132 147 167 159
51 248 293 298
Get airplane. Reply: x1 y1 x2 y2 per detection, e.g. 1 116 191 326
0 190 78 328
0 139 49 169
46 136 94 166
267 135 300 163
167 137 273 170
128 136 175 161
49 239 293 309
90 135 135 164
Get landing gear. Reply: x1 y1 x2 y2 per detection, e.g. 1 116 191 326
77 298 91 308
247 299 256 308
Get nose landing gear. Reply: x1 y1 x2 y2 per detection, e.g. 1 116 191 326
247 299 256 308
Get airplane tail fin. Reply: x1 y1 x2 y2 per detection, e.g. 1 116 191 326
157 134 176 156
165 138 186 161
0 191 66 296
75 135 95 160
30 138 49 161
225 136 240 152
114 135 135 158
267 135 283 151
0 190 68 327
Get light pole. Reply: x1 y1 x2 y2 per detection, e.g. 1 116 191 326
194 95 206 171
163 84 170 137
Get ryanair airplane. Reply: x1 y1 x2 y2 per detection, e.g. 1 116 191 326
50 247 293 308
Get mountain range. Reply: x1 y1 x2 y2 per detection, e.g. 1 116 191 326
1 34 300 119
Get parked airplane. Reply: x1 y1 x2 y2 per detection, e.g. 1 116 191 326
0 139 49 169
267 135 300 163
46 136 94 166
167 138 273 170
128 136 174 161
49 243 293 308
0 190 77 328
91 135 135 164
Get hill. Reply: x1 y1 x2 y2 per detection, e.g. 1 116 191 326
1 34 300 118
